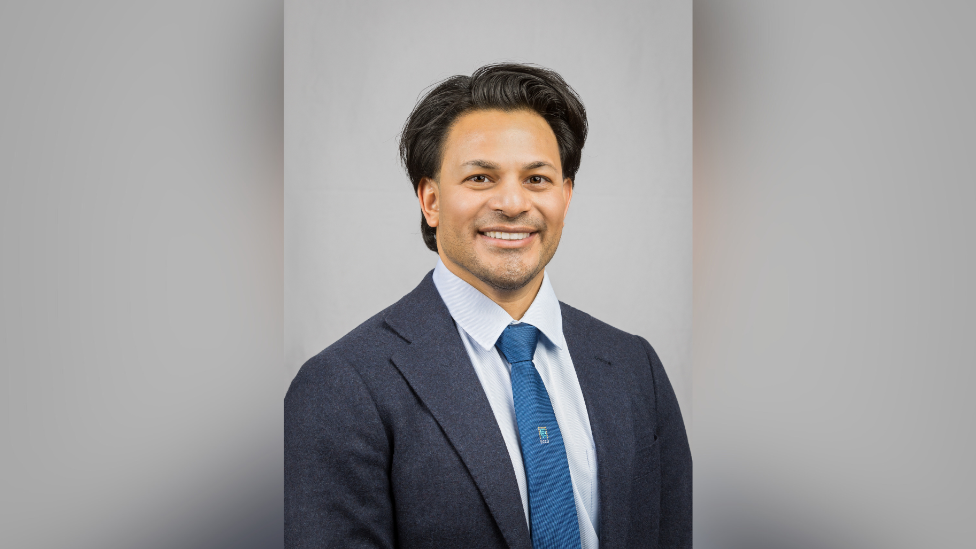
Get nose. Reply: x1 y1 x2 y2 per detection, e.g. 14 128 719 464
488 176 531 218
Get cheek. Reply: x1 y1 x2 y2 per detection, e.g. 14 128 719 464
441 194 484 230
539 197 568 227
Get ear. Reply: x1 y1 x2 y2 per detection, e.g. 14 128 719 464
561 178 574 225
418 177 440 228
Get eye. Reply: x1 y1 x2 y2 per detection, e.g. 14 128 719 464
527 175 550 185
468 174 490 183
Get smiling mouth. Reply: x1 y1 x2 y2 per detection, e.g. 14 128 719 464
482 231 532 241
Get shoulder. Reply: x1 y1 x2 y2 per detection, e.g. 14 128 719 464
559 302 682 431
558 300 670 395
285 305 395 409
286 271 444 408
289 297 411 390
559 301 635 341
559 300 656 360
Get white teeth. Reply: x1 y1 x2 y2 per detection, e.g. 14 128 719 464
485 231 530 240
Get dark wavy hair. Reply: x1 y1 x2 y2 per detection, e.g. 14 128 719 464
398 63 588 252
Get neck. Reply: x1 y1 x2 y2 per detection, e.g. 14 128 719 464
439 255 544 320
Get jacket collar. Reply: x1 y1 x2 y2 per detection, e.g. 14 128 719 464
384 273 638 548
561 303 639 548
384 271 532 549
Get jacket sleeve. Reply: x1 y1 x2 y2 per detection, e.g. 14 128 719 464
285 355 395 548
638 336 693 548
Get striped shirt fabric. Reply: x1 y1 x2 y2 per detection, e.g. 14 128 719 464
432 259 600 549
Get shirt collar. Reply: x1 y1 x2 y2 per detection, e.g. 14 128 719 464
432 258 566 352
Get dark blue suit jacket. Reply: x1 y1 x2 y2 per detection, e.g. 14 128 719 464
285 272 692 548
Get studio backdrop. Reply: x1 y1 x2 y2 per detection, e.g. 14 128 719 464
285 0 693 425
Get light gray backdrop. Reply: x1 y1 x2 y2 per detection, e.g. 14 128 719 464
285 0 694 422
6 2 974 549
694 1 976 548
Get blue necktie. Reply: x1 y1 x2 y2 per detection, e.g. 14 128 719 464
496 323 581 549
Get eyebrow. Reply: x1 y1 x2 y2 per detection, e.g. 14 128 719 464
460 160 557 171
461 159 501 170
522 161 556 171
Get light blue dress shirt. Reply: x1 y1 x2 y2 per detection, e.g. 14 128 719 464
432 259 600 549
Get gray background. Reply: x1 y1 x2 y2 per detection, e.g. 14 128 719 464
2 2 974 549
2 2 284 549
694 1 976 547
285 0 694 423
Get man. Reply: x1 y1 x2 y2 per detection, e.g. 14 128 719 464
285 63 691 548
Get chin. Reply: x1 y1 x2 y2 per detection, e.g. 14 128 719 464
442 236 548 292
476 261 540 292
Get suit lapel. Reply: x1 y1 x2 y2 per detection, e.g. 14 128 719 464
386 273 531 549
562 304 637 549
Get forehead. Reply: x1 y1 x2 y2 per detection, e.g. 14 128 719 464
441 109 560 166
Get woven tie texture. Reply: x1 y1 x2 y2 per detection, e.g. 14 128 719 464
496 323 581 549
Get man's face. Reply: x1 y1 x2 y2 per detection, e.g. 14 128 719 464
418 109 573 292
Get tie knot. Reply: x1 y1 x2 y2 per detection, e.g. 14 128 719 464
495 323 539 364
